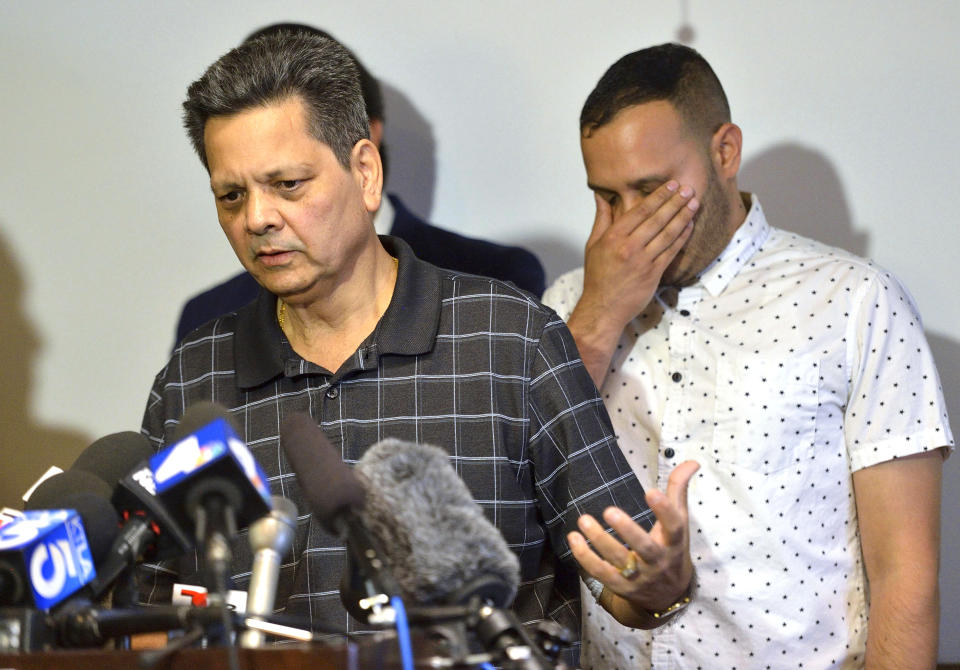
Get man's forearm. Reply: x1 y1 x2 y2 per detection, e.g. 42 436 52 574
864 569 939 670
853 450 944 670
565 304 625 388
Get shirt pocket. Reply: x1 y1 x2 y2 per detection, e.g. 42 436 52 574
712 355 820 474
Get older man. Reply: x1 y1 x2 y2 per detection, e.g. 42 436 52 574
172 24 546 346
140 30 696 662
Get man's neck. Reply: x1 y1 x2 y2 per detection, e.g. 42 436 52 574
280 239 398 373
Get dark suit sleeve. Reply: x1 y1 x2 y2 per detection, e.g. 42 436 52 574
174 271 260 346
388 194 546 295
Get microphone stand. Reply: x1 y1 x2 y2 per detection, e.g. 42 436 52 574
188 486 240 670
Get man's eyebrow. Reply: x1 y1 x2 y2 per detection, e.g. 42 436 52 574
209 179 241 193
263 165 310 180
586 175 670 193
209 164 314 192
628 176 669 191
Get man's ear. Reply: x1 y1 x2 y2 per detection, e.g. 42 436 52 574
351 138 383 213
711 122 742 180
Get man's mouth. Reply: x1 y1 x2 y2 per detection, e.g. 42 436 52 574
256 249 295 266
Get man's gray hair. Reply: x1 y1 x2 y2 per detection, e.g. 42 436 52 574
182 30 369 170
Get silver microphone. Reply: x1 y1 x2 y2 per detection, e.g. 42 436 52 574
239 495 298 648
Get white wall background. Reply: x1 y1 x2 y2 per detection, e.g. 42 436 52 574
1 0 957 659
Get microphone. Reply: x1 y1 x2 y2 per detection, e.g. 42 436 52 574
355 442 556 669
279 414 402 621
0 507 101 610
150 403 271 594
355 439 520 609
238 495 298 648
23 469 120 569
53 603 229 648
64 432 194 599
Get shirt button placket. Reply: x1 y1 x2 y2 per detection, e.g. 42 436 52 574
660 297 696 486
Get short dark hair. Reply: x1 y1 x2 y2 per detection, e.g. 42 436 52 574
580 43 730 143
182 30 369 170
243 23 384 123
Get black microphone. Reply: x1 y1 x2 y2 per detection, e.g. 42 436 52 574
23 470 120 569
150 402 272 595
53 602 229 648
279 413 402 621
66 432 193 599
4 471 119 610
354 439 520 608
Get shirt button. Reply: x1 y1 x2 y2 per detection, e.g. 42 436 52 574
326 386 339 399
679 309 690 317
664 447 676 458
671 372 682 383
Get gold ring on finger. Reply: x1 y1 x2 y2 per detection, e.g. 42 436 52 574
618 549 640 579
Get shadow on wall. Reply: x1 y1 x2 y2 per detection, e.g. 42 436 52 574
382 81 437 220
740 142 870 256
0 225 90 503
380 78 582 289
517 234 582 289
743 143 959 661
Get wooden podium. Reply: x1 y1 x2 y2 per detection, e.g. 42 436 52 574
0 635 483 669
0 645 352 670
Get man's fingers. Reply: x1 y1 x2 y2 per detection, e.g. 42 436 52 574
651 219 694 268
568 530 612 578
601 506 666 566
665 459 700 511
643 460 699 545
627 187 698 250
586 192 614 248
576 513 636 568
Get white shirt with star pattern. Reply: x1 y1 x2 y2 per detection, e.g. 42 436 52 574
543 194 953 670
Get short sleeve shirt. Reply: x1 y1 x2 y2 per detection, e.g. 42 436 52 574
542 195 953 669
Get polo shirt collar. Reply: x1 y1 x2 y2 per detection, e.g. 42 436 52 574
233 235 441 389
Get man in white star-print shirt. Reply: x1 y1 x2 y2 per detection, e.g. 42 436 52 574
543 43 953 670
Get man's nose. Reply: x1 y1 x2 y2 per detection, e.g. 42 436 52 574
245 191 279 234
619 192 644 216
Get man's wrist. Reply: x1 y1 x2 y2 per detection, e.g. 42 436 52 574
566 305 626 382
586 571 696 629
636 571 695 623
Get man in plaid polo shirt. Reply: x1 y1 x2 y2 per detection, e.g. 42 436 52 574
140 30 697 658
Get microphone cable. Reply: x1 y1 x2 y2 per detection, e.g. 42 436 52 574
390 595 415 670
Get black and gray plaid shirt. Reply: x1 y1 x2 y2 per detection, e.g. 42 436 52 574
140 236 653 646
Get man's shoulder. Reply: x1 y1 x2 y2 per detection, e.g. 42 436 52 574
438 268 549 307
756 225 902 288
433 268 564 336
167 309 242 375
763 226 875 270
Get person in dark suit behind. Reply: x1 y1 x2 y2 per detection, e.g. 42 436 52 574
175 23 545 344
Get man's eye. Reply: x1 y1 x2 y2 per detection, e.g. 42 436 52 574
278 180 301 190
218 191 242 204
